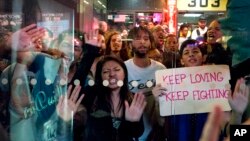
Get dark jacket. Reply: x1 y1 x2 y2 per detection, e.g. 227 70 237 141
82 86 144 141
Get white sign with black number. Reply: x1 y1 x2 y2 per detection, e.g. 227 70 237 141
177 0 228 11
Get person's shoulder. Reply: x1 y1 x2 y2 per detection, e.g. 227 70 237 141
192 28 198 32
150 59 166 69
191 28 197 34
124 58 133 65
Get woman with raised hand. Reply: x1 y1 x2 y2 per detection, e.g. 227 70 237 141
82 56 146 141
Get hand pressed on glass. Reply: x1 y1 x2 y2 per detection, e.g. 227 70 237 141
84 29 102 47
56 85 84 122
11 24 45 51
125 92 147 122
229 78 249 114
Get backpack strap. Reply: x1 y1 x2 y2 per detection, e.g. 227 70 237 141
196 29 200 36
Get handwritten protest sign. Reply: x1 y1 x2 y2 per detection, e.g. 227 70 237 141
155 65 231 116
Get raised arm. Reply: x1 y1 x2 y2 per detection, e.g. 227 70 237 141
70 30 102 88
225 78 249 135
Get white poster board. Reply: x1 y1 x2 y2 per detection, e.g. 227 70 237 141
155 65 231 116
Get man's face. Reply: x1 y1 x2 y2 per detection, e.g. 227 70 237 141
198 20 207 29
147 22 154 30
153 30 165 48
131 30 151 58
110 34 122 53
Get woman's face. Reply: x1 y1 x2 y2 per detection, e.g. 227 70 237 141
165 36 179 52
181 46 205 67
101 60 125 89
110 34 122 53
207 20 222 44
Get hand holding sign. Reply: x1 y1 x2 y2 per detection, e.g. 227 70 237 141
152 84 167 102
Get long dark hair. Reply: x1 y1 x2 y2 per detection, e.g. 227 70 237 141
21 0 42 27
95 56 132 113
105 31 129 61
128 26 156 49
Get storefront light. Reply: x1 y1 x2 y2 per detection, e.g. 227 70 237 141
183 13 202 17
138 13 144 16
84 0 89 5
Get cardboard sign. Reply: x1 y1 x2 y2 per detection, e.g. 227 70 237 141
155 65 231 116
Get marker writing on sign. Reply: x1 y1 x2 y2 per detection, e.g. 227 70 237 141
164 91 189 101
190 72 224 84
162 74 186 85
192 89 230 100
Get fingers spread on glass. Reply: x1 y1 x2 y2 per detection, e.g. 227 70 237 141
12 24 45 51
57 85 84 122
21 24 37 32
229 78 249 114
84 29 101 47
125 92 146 122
